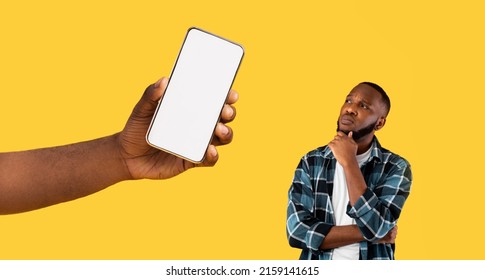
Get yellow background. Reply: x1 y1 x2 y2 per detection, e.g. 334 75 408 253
0 1 483 259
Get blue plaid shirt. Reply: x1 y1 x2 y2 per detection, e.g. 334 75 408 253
286 137 412 260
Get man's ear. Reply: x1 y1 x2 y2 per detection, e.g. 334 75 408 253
375 117 386 131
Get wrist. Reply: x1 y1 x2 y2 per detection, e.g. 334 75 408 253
111 133 135 181
340 157 359 169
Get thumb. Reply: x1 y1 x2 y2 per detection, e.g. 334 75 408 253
348 131 353 139
132 77 168 119
149 77 168 103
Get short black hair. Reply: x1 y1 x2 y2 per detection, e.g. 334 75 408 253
360 81 391 116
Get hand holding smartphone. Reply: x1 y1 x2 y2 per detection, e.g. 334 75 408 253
146 28 244 163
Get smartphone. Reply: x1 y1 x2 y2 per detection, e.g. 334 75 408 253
146 27 244 163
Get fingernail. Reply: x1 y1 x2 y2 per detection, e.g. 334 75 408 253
209 145 218 157
220 124 229 135
154 78 163 88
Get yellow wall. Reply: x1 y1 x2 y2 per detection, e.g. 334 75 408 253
1 1 483 259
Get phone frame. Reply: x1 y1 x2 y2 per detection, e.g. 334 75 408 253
146 27 244 163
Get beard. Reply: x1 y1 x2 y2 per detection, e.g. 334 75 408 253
337 119 378 141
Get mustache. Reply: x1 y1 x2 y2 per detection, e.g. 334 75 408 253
336 120 377 141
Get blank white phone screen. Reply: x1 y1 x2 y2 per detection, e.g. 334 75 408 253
146 28 244 163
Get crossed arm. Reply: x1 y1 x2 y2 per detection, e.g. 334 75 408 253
287 179 398 253
321 224 397 250
0 77 238 214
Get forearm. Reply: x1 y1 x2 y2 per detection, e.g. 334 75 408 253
319 225 364 250
342 160 368 206
0 133 130 214
342 163 394 240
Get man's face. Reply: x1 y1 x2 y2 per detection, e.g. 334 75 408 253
336 83 387 141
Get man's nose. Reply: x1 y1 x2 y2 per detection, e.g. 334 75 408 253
346 103 358 115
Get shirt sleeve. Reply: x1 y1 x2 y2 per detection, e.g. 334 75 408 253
286 155 333 255
347 156 413 242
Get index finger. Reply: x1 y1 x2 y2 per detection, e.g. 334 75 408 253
226 89 239 105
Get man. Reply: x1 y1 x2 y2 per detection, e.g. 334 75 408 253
0 77 238 214
286 82 412 260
